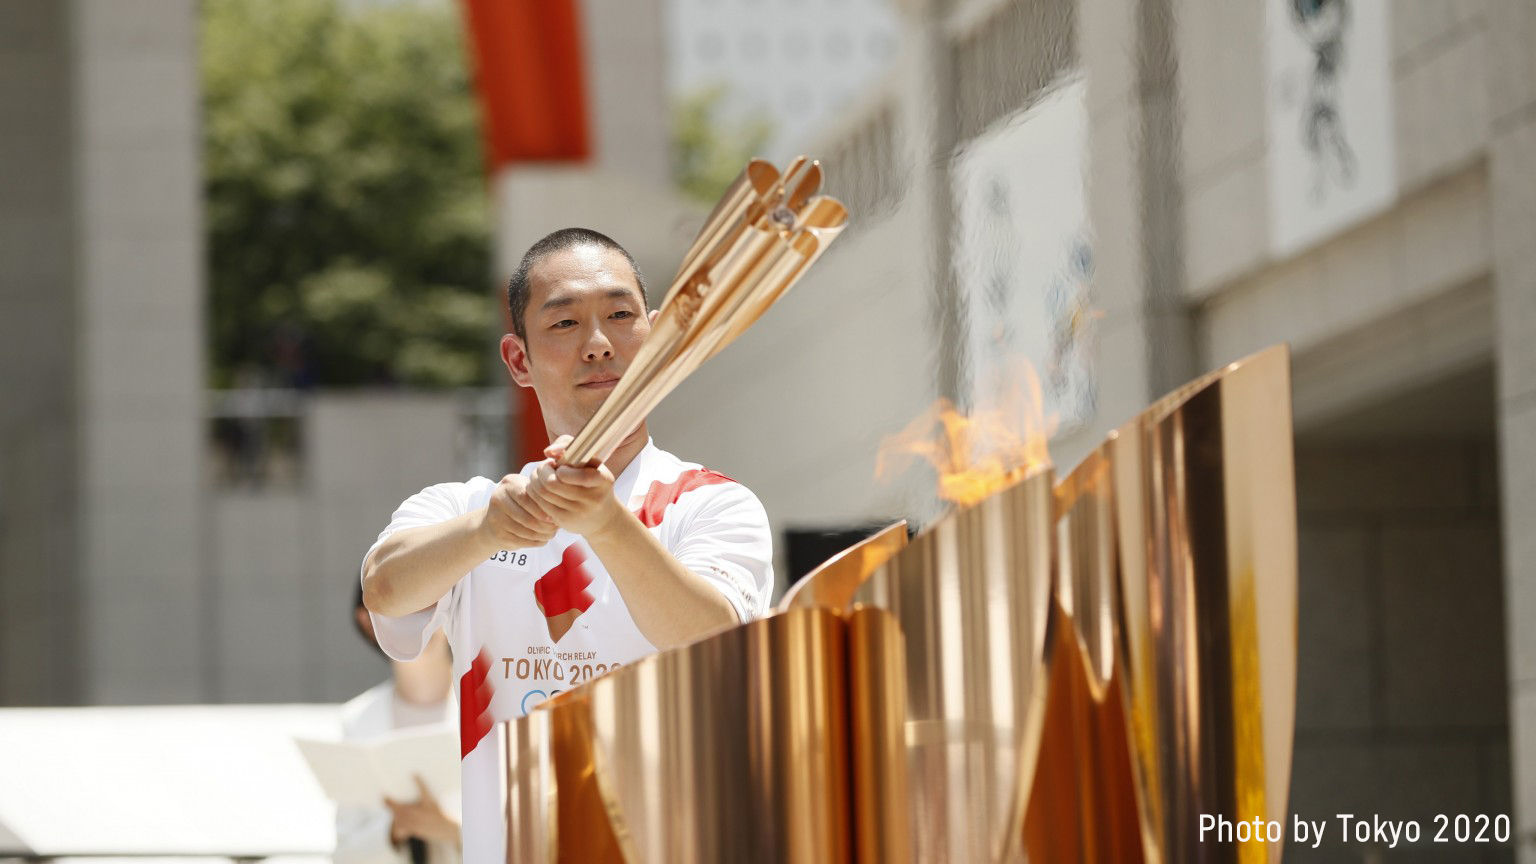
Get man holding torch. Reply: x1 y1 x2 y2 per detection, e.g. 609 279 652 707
360 228 775 862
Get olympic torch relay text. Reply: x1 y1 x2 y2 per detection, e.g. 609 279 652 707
1200 813 1513 849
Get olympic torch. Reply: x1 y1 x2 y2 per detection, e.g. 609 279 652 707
556 156 848 468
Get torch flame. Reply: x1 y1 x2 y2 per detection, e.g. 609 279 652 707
877 359 1054 507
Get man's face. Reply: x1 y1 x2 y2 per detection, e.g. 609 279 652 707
501 245 653 440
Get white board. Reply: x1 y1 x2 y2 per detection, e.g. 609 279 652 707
952 77 1096 442
0 705 342 858
1265 0 1396 256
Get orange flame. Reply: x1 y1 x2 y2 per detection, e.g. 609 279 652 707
877 359 1054 507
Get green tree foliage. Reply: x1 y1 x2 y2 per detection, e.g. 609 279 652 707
203 0 493 389
671 85 774 206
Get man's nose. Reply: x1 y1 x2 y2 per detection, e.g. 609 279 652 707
584 326 613 361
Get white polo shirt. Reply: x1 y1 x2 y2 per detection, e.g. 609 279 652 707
363 439 773 864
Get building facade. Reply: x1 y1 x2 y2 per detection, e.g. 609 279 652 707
650 0 1536 861
2 0 1534 860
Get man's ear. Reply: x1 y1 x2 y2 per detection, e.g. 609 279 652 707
354 606 379 647
500 333 534 388
648 308 660 325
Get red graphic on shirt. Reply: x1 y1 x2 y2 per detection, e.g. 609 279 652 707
633 468 735 529
533 544 595 641
459 648 495 759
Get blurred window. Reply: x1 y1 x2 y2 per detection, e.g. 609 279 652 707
207 388 306 491
206 388 511 491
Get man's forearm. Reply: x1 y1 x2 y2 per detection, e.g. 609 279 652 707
585 510 738 650
363 509 496 617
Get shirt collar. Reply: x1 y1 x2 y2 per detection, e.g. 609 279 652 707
610 436 657 506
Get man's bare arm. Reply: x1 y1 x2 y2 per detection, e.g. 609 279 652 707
363 510 493 618
363 475 556 618
585 507 738 650
527 447 738 650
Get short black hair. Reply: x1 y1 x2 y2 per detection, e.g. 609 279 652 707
506 227 648 344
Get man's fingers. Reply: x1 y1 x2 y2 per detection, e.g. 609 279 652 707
509 494 554 529
553 465 606 488
492 480 554 537
511 484 553 522
507 495 559 538
504 515 556 547
494 488 549 528
414 774 436 803
529 466 590 507
532 459 560 487
531 475 586 506
524 464 568 505
543 434 574 460
524 476 553 509
496 474 552 519
488 502 555 548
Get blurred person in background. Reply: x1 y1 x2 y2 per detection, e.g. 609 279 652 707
338 584 461 864
361 228 774 862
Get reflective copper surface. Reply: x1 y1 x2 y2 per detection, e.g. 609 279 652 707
777 521 908 612
853 468 1055 864
1112 344 1298 863
1023 451 1146 863
846 605 910 864
1028 344 1297 863
506 607 851 863
501 346 1297 864
500 709 554 864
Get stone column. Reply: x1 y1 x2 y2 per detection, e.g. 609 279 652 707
1058 0 1199 468
71 0 207 704
0 1 81 705
0 0 206 705
1487 0 1536 858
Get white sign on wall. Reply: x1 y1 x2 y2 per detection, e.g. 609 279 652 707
952 77 1095 440
1265 0 1396 257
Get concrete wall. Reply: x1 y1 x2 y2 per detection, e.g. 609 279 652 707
1291 441 1511 863
654 0 1531 850
0 4 1519 854
1487 0 1536 855
492 0 687 290
0 2 513 709
1175 0 1491 303
211 394 466 704
649 9 959 580
1182 0 1509 461
649 200 945 568
653 0 1090 575
1165 0 1535 856
583 0 669 183
74 0 207 706
0 0 205 706
0 1 80 705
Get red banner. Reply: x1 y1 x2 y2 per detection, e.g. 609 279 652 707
458 0 590 166
459 0 591 465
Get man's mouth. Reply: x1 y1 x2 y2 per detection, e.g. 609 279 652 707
578 377 620 390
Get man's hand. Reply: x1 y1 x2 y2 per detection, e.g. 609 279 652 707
480 473 558 550
385 776 461 848
526 435 626 539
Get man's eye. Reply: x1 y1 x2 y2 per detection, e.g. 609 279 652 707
611 310 633 320
552 319 576 329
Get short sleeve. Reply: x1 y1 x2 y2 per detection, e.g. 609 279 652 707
361 480 482 661
669 484 775 623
